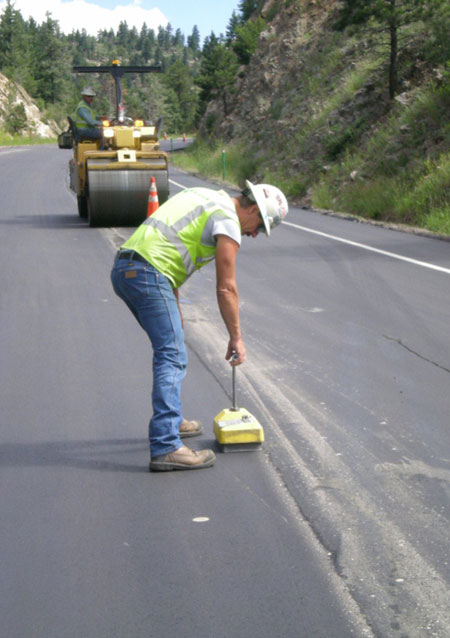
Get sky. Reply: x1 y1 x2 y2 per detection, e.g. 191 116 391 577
0 0 241 42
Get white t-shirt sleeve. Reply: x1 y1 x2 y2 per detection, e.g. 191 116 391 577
211 218 241 246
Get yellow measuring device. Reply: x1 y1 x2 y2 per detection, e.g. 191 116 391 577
213 354 264 452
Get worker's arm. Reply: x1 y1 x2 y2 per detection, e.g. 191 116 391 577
215 234 246 366
77 106 102 127
173 288 183 329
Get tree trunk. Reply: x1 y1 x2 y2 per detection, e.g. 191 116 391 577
389 0 398 99
222 92 229 117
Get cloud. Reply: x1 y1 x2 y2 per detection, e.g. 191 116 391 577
0 0 169 35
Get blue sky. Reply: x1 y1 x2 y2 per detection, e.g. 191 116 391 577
0 0 241 42
86 0 241 40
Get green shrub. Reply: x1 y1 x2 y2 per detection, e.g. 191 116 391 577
233 17 267 65
422 205 450 234
5 102 28 135
172 138 263 186
311 181 336 210
396 155 450 224
337 178 406 220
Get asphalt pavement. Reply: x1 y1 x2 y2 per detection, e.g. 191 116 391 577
1 145 449 638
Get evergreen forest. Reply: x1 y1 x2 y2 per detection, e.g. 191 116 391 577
0 0 262 134
1 0 449 233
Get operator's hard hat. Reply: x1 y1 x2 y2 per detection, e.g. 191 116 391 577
81 86 96 97
245 180 288 236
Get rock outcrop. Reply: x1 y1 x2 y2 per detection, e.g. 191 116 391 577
0 73 60 137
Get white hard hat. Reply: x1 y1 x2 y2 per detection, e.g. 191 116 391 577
245 180 288 236
81 86 96 97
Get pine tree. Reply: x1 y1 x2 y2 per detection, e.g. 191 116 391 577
187 26 200 54
233 16 266 64
196 34 239 117
226 11 240 44
32 13 69 104
117 21 130 48
173 28 184 48
140 27 156 63
335 0 446 98
0 0 28 75
164 60 198 130
239 0 263 22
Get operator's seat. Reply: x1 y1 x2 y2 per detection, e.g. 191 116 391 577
67 116 79 143
67 116 101 146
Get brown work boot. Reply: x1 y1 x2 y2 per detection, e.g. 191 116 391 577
179 419 203 438
149 445 215 472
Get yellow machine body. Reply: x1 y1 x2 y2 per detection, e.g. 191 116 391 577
68 124 169 227
62 61 170 227
213 407 264 452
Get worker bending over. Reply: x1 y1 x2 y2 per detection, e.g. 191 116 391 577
111 181 288 471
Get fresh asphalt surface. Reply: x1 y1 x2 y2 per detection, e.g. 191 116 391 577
1 145 449 638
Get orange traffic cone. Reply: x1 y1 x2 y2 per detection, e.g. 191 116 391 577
183 132 186 142
146 176 159 217
164 132 167 140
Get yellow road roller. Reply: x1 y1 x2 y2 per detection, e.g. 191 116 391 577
62 60 169 227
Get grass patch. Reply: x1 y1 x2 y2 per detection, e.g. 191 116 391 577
307 73 450 235
171 138 262 188
172 138 308 198
312 153 450 234
0 130 56 146
172 59 450 236
397 155 450 231
174 137 450 236
337 178 407 220
312 175 405 220
259 167 308 199
311 181 336 210
422 205 450 235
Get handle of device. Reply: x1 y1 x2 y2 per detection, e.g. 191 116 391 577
231 351 238 411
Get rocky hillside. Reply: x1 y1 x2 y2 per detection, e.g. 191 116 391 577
200 0 449 232
0 73 59 138
204 0 340 144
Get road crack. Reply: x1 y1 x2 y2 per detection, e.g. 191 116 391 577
383 335 450 374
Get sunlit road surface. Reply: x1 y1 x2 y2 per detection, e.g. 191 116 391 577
1 145 449 638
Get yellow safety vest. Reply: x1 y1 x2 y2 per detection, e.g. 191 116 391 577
74 100 97 129
122 188 240 288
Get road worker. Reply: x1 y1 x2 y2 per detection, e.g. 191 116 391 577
111 181 288 471
73 86 103 144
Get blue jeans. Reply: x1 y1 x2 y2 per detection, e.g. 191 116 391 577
111 254 187 458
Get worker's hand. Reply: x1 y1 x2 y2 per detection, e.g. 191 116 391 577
226 339 246 366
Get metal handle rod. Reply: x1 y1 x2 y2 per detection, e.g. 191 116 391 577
231 352 238 411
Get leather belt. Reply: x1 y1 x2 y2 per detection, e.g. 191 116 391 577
116 250 148 264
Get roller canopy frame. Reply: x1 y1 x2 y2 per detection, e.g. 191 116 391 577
73 63 162 121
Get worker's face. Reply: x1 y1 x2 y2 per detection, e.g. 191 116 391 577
84 95 94 104
243 205 265 238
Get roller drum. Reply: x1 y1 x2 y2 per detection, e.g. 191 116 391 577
86 157 169 227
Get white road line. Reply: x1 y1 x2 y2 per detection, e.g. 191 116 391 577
0 147 27 156
283 221 450 275
169 178 188 190
167 176 449 275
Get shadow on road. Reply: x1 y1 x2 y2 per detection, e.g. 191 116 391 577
0 214 88 229
0 438 220 474
0 439 150 473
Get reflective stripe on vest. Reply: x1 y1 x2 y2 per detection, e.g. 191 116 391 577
121 189 240 288
144 203 236 277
